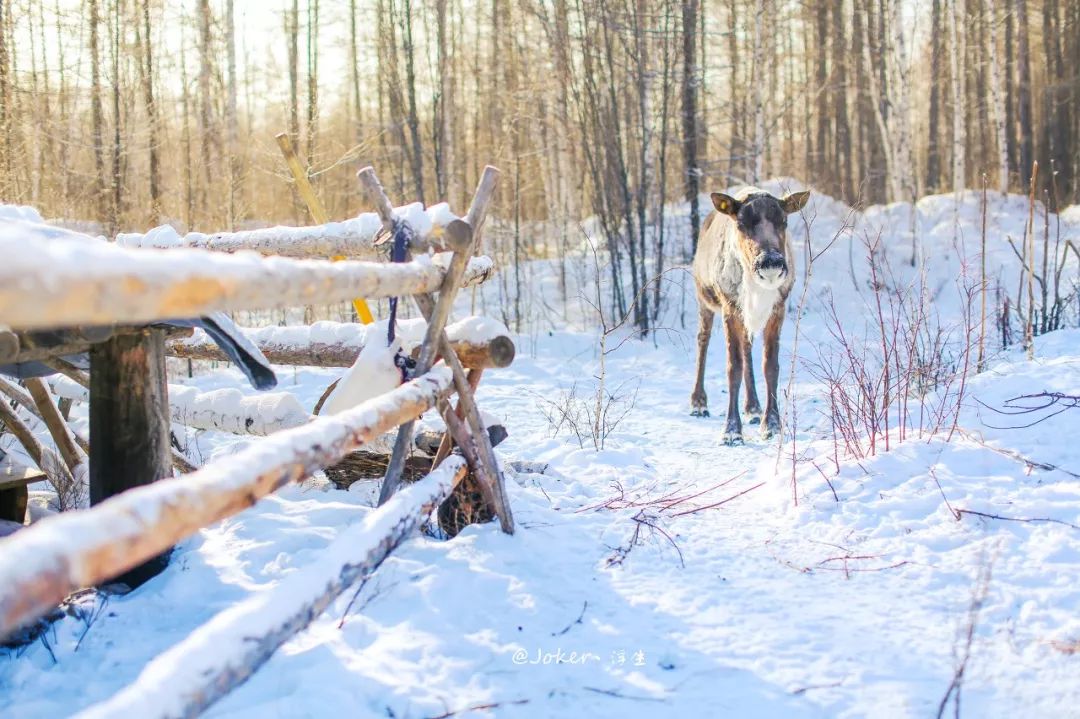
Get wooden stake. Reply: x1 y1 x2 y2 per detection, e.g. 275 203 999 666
276 132 374 325
89 328 173 588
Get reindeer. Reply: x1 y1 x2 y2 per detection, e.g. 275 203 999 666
689 187 810 444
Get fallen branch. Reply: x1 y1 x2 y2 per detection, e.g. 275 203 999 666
954 427 1080 479
954 508 1080 531
424 699 530 719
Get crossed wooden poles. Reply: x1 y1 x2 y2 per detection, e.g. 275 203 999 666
357 166 514 533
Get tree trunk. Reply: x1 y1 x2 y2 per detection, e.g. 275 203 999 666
137 0 161 222
681 0 701 257
401 0 424 203
226 0 240 228
927 0 943 192
89 0 106 224
198 0 215 225
287 0 300 146
306 0 319 169
949 0 966 194
986 0 1008 193
1015 0 1033 180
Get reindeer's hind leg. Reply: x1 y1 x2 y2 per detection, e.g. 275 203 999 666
690 302 714 417
742 336 763 424
722 311 746 445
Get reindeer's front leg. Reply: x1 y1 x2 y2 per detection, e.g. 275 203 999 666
690 302 714 417
762 306 784 439
723 312 746 445
742 337 762 424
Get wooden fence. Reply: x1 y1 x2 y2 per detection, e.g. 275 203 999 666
0 166 515 717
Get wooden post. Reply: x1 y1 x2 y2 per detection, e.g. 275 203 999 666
89 328 173 587
358 166 515 533
276 132 375 325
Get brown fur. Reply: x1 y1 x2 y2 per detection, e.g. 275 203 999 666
689 187 809 443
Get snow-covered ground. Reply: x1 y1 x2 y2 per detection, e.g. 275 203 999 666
2 186 1080 717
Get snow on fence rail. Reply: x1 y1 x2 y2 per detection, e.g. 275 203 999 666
115 201 459 257
0 235 494 332
48 375 314 437
168 317 516 370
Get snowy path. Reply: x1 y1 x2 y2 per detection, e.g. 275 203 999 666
6 327 1078 718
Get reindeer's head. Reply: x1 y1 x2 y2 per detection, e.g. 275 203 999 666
710 189 810 289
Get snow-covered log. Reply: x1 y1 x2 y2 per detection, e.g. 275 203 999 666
114 201 461 258
48 376 312 437
73 456 467 719
0 367 454 639
167 316 516 370
0 225 494 331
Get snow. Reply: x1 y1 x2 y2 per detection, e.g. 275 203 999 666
3 187 1080 717
321 333 404 417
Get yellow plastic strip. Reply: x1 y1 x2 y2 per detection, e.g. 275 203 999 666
275 133 375 325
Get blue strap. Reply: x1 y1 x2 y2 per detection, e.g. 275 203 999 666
386 220 416 381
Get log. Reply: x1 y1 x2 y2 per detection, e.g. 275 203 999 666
0 367 454 639
23 378 87 475
73 457 467 719
0 395 80 508
0 376 90 455
0 457 45 524
4 325 190 364
89 329 173 588
168 325 515 370
0 230 495 331
51 377 313 438
112 200 466 258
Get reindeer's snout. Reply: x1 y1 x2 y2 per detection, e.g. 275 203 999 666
754 251 787 283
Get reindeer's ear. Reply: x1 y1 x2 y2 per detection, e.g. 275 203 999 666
780 190 811 213
711 192 740 217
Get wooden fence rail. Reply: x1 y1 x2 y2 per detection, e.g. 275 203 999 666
167 318 516 370
0 241 493 332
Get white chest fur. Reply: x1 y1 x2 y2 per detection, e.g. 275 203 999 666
739 279 780 335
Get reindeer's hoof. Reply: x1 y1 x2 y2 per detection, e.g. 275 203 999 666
762 418 781 440
723 431 744 446
746 410 762 425
690 408 710 418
